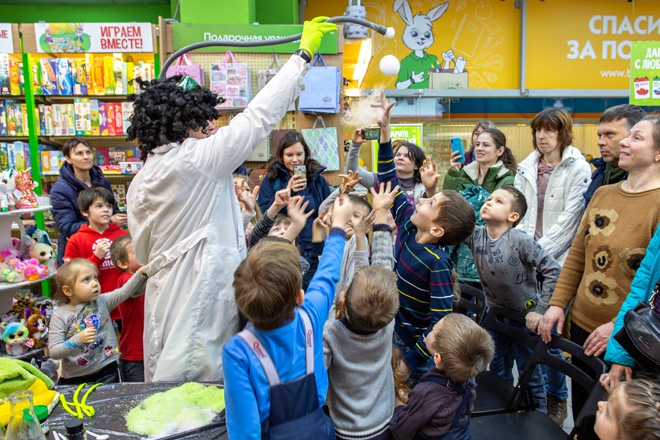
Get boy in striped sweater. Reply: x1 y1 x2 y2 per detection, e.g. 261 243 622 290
374 94 476 384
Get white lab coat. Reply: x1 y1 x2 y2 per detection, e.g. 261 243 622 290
514 146 591 265
127 56 308 382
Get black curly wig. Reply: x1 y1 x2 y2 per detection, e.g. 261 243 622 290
127 75 225 161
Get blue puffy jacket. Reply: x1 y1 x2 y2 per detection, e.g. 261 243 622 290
257 162 331 256
50 162 118 265
605 222 660 367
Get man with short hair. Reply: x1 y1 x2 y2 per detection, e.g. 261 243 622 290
583 104 647 206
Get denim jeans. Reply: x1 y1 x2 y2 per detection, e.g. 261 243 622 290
392 331 434 387
489 325 547 413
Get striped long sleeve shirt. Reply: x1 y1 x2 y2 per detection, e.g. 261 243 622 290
377 140 454 368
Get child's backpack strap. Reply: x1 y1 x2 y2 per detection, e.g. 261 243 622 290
237 308 315 385
422 375 476 425
297 307 314 376
237 330 281 386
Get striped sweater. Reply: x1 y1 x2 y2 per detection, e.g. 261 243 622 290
377 140 454 368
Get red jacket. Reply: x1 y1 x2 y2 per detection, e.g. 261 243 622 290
116 271 144 361
64 223 128 321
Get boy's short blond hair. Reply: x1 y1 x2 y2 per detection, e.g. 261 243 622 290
431 313 494 382
345 266 398 332
233 240 302 330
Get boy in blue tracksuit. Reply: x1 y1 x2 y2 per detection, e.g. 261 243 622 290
222 196 354 440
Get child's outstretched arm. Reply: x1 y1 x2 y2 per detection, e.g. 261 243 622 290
104 268 150 311
304 196 353 321
420 156 440 198
249 189 290 248
370 183 398 269
351 207 375 273
345 128 377 189
235 178 260 229
373 93 412 226
282 196 313 243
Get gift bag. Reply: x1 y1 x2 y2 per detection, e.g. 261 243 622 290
301 117 340 171
298 53 341 114
271 129 297 156
257 54 295 112
210 50 252 109
165 54 204 87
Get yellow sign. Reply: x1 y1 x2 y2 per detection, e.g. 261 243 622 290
527 0 660 89
359 0 520 91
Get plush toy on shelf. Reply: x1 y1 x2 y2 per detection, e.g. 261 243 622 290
0 169 21 212
1 321 31 356
24 308 48 349
27 227 57 273
13 169 40 210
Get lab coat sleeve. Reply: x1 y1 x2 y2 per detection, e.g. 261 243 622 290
188 56 308 178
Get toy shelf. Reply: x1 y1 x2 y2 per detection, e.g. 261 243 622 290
0 196 53 311
0 270 56 292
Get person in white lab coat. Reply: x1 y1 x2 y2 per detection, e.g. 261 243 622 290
125 18 337 382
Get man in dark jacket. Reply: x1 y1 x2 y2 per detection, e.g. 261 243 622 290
583 104 646 206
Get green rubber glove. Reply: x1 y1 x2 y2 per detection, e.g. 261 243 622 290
299 16 337 58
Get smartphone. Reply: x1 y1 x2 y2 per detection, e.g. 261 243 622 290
362 127 381 141
450 137 465 163
293 165 307 179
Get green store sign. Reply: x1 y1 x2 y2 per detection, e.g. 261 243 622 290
171 23 338 54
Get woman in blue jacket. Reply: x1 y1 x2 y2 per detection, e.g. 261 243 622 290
50 138 125 265
602 222 660 387
258 131 331 287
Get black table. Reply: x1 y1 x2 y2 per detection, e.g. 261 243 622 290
48 382 227 439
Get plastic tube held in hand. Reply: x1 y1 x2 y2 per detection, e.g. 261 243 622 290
159 16 394 79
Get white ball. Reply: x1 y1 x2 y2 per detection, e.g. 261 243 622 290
380 55 401 76
385 27 395 39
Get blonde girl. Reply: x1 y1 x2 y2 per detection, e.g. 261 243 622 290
595 378 660 440
48 258 149 385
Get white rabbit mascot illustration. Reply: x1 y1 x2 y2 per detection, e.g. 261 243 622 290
394 0 449 89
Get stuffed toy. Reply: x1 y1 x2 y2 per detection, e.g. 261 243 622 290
24 309 48 349
13 169 39 209
0 169 20 212
3 258 26 283
1 321 30 356
12 293 38 317
22 258 47 282
29 241 55 272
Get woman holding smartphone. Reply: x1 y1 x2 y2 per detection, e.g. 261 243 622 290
258 131 331 288
442 127 517 193
345 128 432 205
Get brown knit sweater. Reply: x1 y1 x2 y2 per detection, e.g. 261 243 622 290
548 183 660 333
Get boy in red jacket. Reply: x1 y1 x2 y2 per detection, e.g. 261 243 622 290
110 234 145 382
64 187 128 326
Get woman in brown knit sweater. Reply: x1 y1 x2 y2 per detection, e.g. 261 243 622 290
539 115 660 435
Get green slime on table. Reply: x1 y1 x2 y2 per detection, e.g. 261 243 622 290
125 382 225 437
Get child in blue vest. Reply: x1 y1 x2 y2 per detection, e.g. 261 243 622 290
389 313 494 439
222 195 354 440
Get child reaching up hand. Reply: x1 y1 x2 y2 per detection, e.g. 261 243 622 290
223 195 355 439
49 258 152 385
